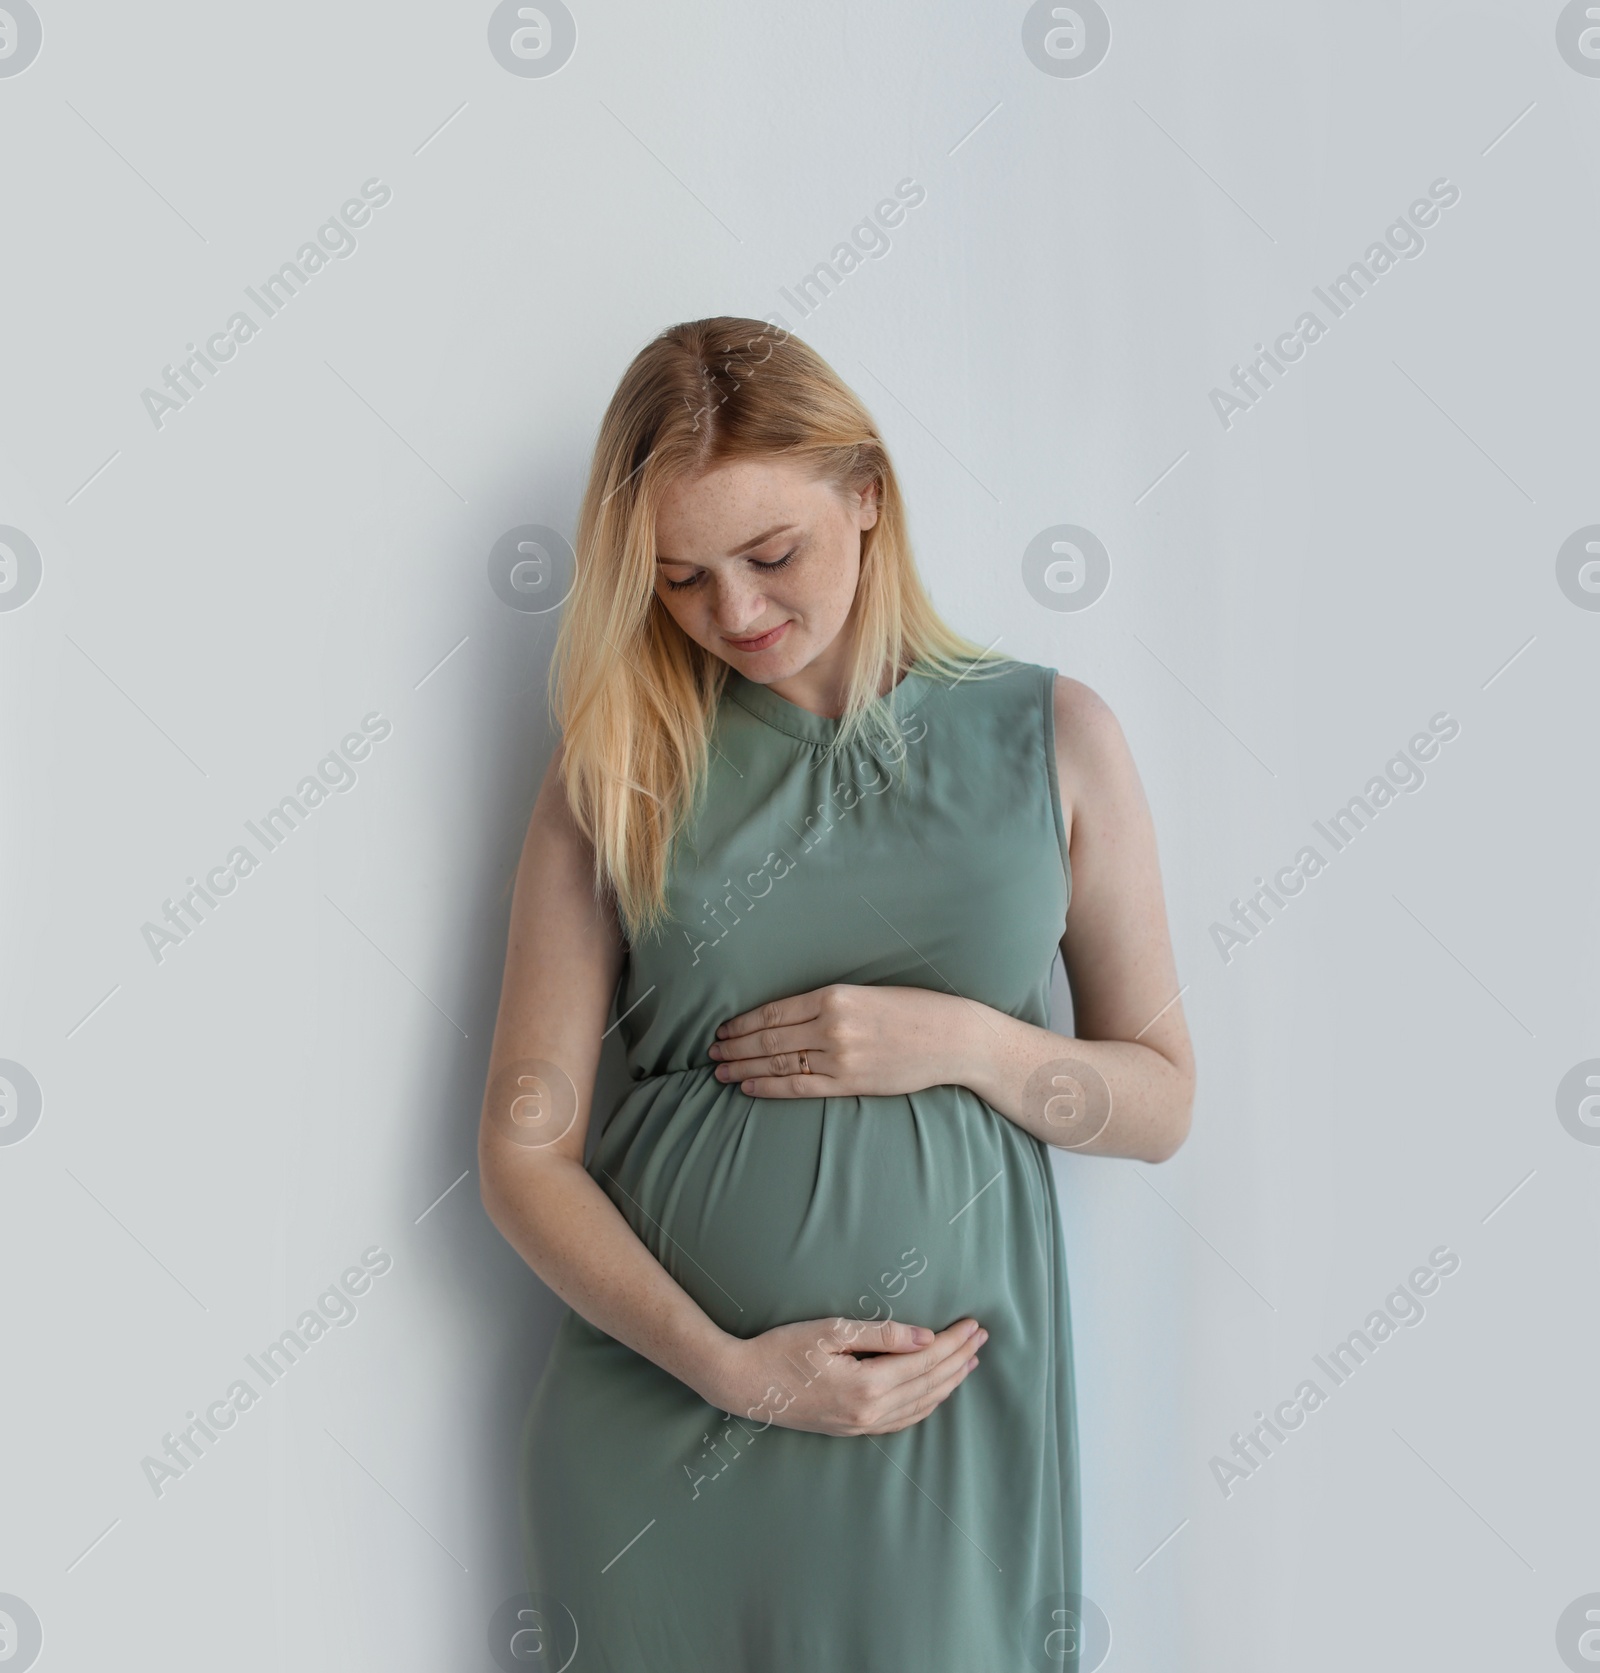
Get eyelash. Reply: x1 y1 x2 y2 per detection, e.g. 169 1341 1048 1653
664 550 796 592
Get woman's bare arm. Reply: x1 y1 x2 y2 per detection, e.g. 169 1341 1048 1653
947 675 1195 1159
479 749 986 1433
477 748 734 1398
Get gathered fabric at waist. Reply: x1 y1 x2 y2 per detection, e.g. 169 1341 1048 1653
595 1062 725 1146
623 1062 718 1089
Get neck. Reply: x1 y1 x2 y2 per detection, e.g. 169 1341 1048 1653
762 626 907 721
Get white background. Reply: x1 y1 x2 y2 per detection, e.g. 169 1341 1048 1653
3 2 1598 1668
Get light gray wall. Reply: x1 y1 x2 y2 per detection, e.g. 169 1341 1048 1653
2 1 1597 1668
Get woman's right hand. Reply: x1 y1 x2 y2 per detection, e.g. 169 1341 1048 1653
706 1315 986 1437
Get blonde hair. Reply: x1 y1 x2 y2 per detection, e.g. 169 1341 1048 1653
550 316 1007 941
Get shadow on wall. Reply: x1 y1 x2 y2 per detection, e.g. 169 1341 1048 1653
399 455 606 1596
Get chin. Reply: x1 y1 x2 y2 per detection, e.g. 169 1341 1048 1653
751 643 812 681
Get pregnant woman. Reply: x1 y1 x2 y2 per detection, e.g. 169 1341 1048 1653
479 318 1195 1671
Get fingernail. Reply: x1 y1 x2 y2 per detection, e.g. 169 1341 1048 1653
964 1320 981 1339
976 1329 988 1346
708 1045 721 1059
967 1356 979 1370
913 1327 933 1345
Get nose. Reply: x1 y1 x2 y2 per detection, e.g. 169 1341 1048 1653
709 572 770 636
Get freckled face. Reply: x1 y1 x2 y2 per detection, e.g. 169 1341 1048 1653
652 456 879 688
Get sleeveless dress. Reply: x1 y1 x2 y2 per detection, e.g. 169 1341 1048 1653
519 657 1081 1672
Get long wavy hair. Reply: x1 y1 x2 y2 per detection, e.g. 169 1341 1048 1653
550 316 1007 941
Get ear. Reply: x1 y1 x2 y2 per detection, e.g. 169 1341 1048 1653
857 478 881 530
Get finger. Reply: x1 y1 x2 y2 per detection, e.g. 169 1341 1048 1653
709 1021 814 1064
856 1320 983 1393
868 1328 985 1424
880 1341 981 1422
842 1318 973 1366
861 1345 980 1436
713 991 825 1045
715 1046 826 1082
873 1350 980 1432
838 1319 939 1355
734 1072 837 1100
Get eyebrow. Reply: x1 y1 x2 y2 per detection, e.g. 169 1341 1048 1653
656 522 797 565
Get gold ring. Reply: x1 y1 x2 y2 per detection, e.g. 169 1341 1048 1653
798 1049 811 1074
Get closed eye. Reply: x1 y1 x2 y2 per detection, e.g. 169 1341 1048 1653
663 548 797 592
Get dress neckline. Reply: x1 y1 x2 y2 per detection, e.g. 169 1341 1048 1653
722 663 933 745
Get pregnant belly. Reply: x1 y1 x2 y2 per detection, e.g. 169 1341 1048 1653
589 1067 1057 1338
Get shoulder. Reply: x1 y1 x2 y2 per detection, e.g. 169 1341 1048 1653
926 656 1123 779
1050 673 1121 751
1048 674 1140 821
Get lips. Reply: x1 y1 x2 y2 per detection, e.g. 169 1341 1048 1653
724 621 790 653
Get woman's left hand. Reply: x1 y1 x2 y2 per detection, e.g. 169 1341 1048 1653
709 984 974 1099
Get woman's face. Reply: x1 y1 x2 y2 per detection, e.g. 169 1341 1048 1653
652 455 879 688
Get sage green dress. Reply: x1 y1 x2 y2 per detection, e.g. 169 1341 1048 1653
519 657 1081 1671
